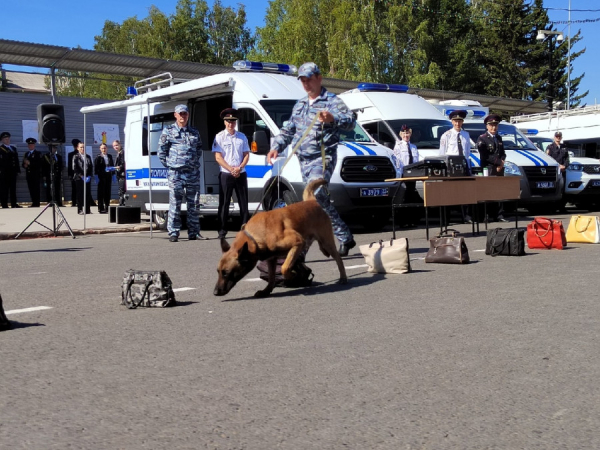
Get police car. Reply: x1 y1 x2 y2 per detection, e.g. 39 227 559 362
80 61 399 230
526 134 600 210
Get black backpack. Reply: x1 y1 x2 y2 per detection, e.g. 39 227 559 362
257 256 314 288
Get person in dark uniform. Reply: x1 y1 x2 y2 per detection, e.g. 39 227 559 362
94 143 115 213
112 139 126 206
477 114 508 222
41 145 63 205
73 141 94 214
67 139 80 207
22 137 43 207
0 131 22 208
546 131 570 212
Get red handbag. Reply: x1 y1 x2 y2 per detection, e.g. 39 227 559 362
526 217 567 250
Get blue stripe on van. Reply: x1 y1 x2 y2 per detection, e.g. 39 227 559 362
469 153 481 165
350 142 377 155
514 149 542 166
245 165 272 178
342 142 364 155
521 149 548 166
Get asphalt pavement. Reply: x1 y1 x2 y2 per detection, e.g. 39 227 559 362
1 208 600 449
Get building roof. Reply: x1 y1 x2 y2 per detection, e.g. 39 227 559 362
2 71 49 93
0 38 549 114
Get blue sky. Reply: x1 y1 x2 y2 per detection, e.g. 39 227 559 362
3 0 598 107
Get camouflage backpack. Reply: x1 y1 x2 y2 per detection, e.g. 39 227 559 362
121 270 176 309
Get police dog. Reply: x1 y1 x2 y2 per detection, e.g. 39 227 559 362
214 179 348 297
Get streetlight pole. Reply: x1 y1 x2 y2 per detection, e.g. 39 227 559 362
536 30 564 112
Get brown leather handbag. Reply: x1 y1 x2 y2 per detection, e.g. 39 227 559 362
425 233 470 264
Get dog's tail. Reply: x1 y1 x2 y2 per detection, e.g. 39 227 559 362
303 179 327 201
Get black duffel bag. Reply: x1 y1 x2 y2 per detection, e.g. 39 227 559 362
257 255 314 288
485 228 526 257
121 270 176 309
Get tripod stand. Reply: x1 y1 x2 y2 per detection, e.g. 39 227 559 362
15 145 75 239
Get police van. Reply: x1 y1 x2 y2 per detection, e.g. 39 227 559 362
80 62 398 230
340 88 561 212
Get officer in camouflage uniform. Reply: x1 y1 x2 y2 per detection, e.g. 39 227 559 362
267 62 356 256
158 104 206 242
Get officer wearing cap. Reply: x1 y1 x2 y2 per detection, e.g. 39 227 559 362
266 62 357 256
439 111 472 222
477 114 509 221
546 130 569 212
392 125 423 226
0 131 21 208
439 110 471 170
212 108 250 239
23 137 43 207
158 104 204 242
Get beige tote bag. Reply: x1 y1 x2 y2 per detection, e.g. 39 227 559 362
359 238 411 274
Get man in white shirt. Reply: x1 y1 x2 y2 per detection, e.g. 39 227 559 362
392 124 420 177
439 110 471 171
439 110 472 223
212 108 250 239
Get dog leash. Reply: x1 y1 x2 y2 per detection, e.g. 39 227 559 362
252 112 324 215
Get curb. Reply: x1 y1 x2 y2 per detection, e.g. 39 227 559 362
0 224 157 241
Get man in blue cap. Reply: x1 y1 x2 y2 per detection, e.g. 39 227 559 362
159 104 206 242
266 62 357 256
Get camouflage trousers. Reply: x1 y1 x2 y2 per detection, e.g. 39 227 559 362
301 158 353 244
167 169 200 237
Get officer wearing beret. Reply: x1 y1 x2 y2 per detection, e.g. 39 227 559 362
23 137 43 207
158 104 204 242
212 108 250 239
267 62 357 256
477 114 508 222
546 131 569 212
0 131 21 208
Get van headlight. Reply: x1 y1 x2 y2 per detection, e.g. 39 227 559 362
503 161 521 175
568 163 584 172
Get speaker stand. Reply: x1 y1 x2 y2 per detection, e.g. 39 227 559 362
15 145 75 240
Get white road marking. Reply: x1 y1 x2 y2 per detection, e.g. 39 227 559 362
5 306 53 315
245 278 263 282
474 249 486 252
173 287 196 292
345 264 368 269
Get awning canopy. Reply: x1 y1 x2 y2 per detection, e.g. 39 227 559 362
0 38 549 114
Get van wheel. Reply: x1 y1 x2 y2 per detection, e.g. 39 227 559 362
267 187 297 210
153 211 168 230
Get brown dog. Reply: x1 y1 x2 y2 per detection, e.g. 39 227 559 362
214 179 348 297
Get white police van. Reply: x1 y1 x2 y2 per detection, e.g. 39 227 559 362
80 62 399 229
526 133 600 210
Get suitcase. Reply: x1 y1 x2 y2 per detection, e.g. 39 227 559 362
403 159 447 178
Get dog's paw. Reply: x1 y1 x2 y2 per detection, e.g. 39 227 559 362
254 289 272 298
338 277 348 285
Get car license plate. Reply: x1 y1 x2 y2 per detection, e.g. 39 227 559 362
360 188 389 197
536 181 555 189
592 180 600 187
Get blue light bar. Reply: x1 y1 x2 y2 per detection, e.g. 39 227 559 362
472 110 486 118
125 86 137 98
357 83 409 93
233 60 297 74
522 129 539 135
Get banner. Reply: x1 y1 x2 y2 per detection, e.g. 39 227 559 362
22 120 38 143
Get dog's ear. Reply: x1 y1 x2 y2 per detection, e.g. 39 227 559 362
220 238 231 253
238 241 252 262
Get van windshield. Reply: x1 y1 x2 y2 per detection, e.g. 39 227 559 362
462 123 538 150
386 119 452 149
260 99 372 143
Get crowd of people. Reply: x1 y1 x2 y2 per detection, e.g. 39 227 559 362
0 133 126 213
